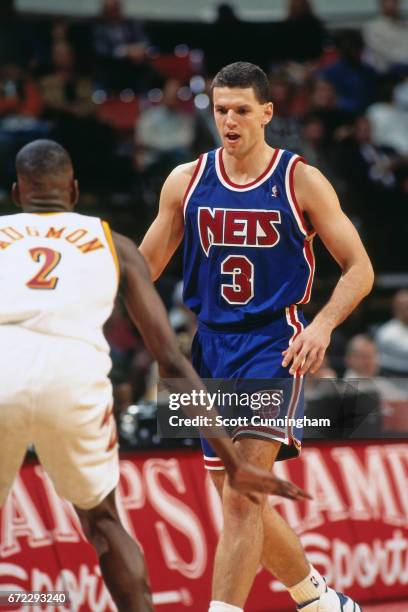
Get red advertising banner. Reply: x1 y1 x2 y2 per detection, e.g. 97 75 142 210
1 440 408 611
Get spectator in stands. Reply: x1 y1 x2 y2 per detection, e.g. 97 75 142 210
307 78 354 140
319 29 378 113
40 41 94 119
0 0 45 70
206 4 245 76
376 289 408 376
363 0 408 74
344 333 408 433
366 77 408 156
298 114 339 184
283 0 326 61
135 78 194 174
40 39 116 191
0 64 47 189
265 72 302 151
91 0 153 92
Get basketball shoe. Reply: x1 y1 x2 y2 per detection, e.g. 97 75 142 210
297 587 362 611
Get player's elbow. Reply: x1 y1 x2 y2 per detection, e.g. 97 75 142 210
360 256 375 297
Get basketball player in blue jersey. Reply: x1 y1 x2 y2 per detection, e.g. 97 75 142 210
140 63 374 611
0 140 309 612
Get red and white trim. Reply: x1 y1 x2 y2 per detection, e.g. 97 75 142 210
182 153 207 219
298 236 315 304
284 154 310 236
215 147 283 192
203 455 225 471
284 155 316 304
285 304 303 345
285 304 305 438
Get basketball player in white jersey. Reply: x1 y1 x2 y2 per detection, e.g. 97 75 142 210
0 140 309 612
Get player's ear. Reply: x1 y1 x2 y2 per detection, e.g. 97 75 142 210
71 179 80 207
11 182 21 208
263 102 273 127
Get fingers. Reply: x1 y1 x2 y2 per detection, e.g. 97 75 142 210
282 342 327 375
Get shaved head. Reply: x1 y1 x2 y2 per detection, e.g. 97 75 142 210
13 139 79 212
16 139 73 183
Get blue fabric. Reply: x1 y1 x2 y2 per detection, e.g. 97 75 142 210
192 313 306 462
183 148 313 330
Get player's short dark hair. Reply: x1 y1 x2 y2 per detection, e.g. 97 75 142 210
211 62 271 103
16 139 73 181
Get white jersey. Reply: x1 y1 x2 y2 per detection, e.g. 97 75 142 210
0 211 119 352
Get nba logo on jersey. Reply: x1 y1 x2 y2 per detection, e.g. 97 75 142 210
271 184 279 197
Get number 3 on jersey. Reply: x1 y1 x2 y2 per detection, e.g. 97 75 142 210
221 255 254 305
26 247 61 290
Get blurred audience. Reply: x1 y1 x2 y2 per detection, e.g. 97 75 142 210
265 73 302 151
40 40 116 191
319 29 378 113
91 0 154 92
135 79 194 173
363 0 408 74
284 0 326 61
366 77 408 156
375 290 408 376
0 64 47 189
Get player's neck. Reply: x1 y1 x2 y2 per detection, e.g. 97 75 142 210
222 142 275 185
22 200 72 214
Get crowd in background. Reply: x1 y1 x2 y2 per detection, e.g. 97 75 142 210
0 0 407 435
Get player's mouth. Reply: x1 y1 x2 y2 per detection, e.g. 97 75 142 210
225 132 241 145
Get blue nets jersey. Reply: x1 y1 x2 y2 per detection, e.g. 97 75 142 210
182 147 315 329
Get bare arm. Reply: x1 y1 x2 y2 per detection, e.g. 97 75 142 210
282 163 374 375
112 231 310 501
139 161 197 281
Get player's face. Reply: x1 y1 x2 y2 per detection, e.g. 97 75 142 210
213 87 273 157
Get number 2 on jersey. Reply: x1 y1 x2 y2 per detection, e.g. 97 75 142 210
26 247 61 290
221 255 254 305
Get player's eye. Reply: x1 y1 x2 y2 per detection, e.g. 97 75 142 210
238 108 248 115
216 108 227 115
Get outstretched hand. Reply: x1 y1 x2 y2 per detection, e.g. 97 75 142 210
228 461 312 504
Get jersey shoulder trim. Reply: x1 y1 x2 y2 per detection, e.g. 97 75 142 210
284 154 314 237
215 147 283 192
182 153 208 219
101 220 120 283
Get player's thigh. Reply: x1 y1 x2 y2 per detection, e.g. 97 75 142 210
0 402 32 506
33 341 119 509
0 327 38 505
234 437 281 471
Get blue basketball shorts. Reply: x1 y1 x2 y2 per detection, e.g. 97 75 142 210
191 305 306 470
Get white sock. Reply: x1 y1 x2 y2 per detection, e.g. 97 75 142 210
288 565 326 605
209 602 243 612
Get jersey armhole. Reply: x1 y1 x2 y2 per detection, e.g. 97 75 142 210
285 156 314 237
182 153 208 220
101 220 121 283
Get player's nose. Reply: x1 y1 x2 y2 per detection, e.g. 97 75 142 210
225 110 237 126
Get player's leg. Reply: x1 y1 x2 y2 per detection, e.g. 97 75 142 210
210 463 361 611
211 437 279 608
33 337 154 611
210 469 310 585
0 327 36 507
75 488 153 612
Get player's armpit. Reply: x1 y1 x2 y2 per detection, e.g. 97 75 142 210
139 160 198 281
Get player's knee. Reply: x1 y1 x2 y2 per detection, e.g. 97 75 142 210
75 491 120 555
223 487 264 524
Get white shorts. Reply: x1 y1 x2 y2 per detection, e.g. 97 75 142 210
0 326 119 510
